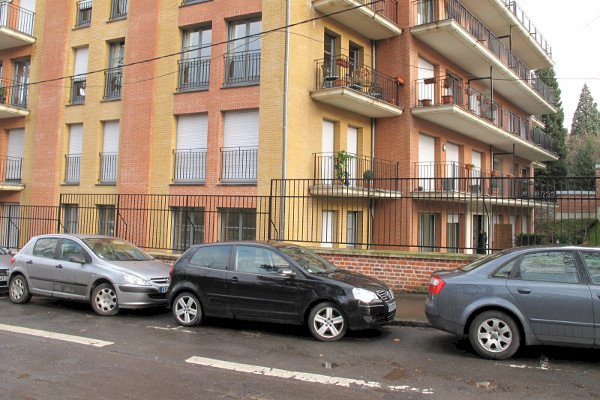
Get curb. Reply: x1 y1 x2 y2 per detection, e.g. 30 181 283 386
390 319 431 328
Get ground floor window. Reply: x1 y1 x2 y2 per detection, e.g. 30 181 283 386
347 211 361 248
97 205 116 236
446 213 459 253
173 207 205 250
321 210 335 248
418 213 436 252
220 208 256 241
62 204 79 234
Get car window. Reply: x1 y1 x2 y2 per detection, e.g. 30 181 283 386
84 238 153 262
58 239 88 262
516 251 579 284
32 238 58 259
580 251 600 285
493 259 518 278
278 245 338 273
234 246 290 275
189 245 232 270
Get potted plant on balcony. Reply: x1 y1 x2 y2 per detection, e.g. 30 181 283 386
0 87 7 104
334 150 351 186
420 98 432 107
441 94 454 104
363 169 374 188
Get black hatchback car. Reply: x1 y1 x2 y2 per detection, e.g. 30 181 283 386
167 242 396 341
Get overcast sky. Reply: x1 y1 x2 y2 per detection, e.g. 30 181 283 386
518 0 600 131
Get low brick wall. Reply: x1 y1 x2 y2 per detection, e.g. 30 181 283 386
314 248 479 293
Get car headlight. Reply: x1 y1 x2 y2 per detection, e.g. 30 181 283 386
352 288 378 303
122 272 150 286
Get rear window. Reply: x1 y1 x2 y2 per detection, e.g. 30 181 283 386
460 252 504 272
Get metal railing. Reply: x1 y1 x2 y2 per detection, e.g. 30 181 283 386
0 78 28 109
178 57 210 91
173 149 207 183
76 0 92 27
70 77 86 104
358 0 399 24
64 154 81 184
221 147 258 183
503 0 552 59
315 56 400 106
414 76 556 154
224 50 261 86
110 0 127 20
104 69 122 99
413 0 555 106
0 2 35 36
99 152 118 184
0 155 22 182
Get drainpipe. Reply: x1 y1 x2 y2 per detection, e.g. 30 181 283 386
279 0 291 240
370 40 376 249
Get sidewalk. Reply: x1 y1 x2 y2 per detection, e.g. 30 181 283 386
392 293 429 327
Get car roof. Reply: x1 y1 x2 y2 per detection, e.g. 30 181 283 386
30 234 121 241
501 245 600 255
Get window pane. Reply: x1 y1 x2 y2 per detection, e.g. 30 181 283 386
32 238 58 258
235 246 288 274
581 252 600 285
518 252 579 283
189 245 232 270
59 239 87 261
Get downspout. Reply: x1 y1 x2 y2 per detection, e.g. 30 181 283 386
279 0 291 240
369 40 376 249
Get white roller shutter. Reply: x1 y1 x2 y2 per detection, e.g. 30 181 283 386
176 113 208 150
7 128 24 158
321 211 334 248
347 126 358 181
418 134 435 190
418 57 434 80
74 47 88 76
321 120 334 181
418 57 434 103
445 142 459 182
103 121 120 153
68 124 83 154
223 110 259 148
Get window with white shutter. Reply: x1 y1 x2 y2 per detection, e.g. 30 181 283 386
174 114 208 182
6 128 24 181
71 47 88 103
65 124 82 184
222 110 258 183
100 121 119 183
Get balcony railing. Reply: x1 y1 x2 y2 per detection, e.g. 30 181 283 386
224 50 261 86
413 0 555 106
76 0 92 27
99 152 118 184
64 154 81 184
70 77 86 104
221 146 258 183
110 0 127 20
173 149 206 183
0 2 35 36
178 57 210 91
0 155 22 183
415 76 555 154
359 0 399 24
315 56 399 106
502 0 552 59
0 78 28 109
104 69 122 100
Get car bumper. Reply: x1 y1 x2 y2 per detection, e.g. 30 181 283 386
116 285 169 309
425 296 463 335
346 302 396 330
0 271 7 292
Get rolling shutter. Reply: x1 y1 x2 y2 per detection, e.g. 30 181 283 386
7 128 24 158
68 124 83 155
347 126 358 180
223 109 259 148
74 47 89 76
418 134 435 190
176 113 208 150
103 121 119 153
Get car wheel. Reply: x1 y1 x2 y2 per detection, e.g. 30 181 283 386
9 275 31 304
308 302 347 342
469 310 520 360
172 292 202 327
91 283 119 316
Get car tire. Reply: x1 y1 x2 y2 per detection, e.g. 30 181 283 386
91 283 119 316
308 302 347 342
172 292 203 327
469 310 521 360
9 275 31 304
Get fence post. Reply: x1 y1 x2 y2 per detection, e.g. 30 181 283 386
115 194 120 238
57 194 63 233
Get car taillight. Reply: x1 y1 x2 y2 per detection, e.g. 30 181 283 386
8 257 15 265
429 275 446 295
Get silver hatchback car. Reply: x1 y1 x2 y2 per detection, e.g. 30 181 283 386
8 234 171 315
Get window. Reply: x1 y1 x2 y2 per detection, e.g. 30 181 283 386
76 0 92 27
105 40 124 99
98 205 116 236
516 252 579 284
580 252 600 285
220 209 256 241
58 239 87 262
189 245 232 270
348 43 362 76
110 0 127 20
100 121 119 183
174 114 208 182
234 246 289 274
62 204 79 234
71 47 88 104
32 238 58 258
321 210 334 248
179 26 211 90
12 58 29 108
446 214 459 253
347 212 359 248
225 18 261 85
493 258 518 278
65 124 83 184
221 110 258 183
418 213 436 252
172 207 204 250
6 128 24 182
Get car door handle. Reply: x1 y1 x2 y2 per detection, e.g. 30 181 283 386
517 288 531 294
230 276 239 283
26 260 33 264
54 264 63 269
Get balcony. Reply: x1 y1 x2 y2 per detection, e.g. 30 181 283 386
411 0 555 115
109 0 127 20
413 77 556 162
312 0 401 40
99 153 118 184
458 0 553 68
0 79 29 119
173 149 206 184
0 155 23 190
0 3 35 50
220 147 257 184
76 0 92 28
311 56 403 118
64 154 81 184
223 50 260 87
70 77 86 104
310 152 401 197
177 57 210 92
104 69 122 100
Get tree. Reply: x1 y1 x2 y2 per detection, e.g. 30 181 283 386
570 84 600 136
535 68 568 177
565 133 600 178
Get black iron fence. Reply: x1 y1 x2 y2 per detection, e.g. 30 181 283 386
0 2 35 36
1 177 599 253
178 56 210 91
224 50 261 86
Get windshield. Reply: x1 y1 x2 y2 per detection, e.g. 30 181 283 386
83 238 153 262
460 252 504 272
278 245 338 273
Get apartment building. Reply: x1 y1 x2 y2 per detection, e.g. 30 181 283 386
0 0 557 253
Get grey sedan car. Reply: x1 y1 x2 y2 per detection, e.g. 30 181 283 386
426 246 600 359
0 247 12 293
8 234 171 315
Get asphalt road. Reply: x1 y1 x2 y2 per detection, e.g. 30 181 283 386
0 295 599 400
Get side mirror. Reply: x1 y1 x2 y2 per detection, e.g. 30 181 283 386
279 268 296 278
69 255 87 264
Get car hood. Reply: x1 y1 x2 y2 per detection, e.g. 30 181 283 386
101 260 171 279
0 255 10 269
318 269 389 292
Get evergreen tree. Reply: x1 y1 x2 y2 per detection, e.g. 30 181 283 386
566 133 600 179
570 84 600 136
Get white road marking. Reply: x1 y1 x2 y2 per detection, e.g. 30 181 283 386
186 356 434 394
146 325 197 334
0 323 114 347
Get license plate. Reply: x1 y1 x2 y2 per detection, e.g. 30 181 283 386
387 301 396 312
0 276 7 282
159 286 167 294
